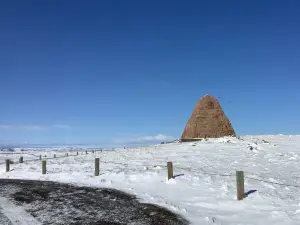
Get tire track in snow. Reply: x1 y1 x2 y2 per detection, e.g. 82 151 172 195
0 197 41 225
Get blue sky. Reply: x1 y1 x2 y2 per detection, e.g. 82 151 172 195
0 0 299 147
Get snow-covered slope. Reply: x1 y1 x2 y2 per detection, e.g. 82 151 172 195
1 135 300 225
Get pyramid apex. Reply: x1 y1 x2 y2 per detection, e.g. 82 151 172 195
200 94 218 101
203 94 214 98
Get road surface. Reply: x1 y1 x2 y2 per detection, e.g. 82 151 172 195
0 179 189 225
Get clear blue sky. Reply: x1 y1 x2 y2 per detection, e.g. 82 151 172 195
0 0 299 147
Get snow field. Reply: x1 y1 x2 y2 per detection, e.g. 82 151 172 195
0 152 40 164
1 135 300 225
0 150 93 164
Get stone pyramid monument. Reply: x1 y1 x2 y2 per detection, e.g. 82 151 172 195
181 94 235 141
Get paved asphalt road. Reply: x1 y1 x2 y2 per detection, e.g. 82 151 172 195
0 179 189 225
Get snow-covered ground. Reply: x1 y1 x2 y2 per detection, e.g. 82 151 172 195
0 151 66 164
0 149 98 164
1 135 300 225
0 152 39 164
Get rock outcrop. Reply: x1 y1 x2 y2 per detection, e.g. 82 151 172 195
181 95 235 141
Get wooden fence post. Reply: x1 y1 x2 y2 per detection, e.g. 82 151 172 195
39 155 42 160
42 160 46 174
19 156 23 163
236 171 244 200
6 159 10 172
77 152 78 156
167 162 173 180
54 154 56 158
95 158 100 176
